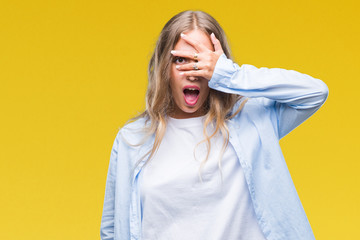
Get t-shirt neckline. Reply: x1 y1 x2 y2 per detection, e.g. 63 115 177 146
167 115 205 128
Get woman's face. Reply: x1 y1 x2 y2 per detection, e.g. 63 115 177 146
170 29 214 119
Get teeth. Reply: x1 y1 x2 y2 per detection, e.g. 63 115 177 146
188 88 197 90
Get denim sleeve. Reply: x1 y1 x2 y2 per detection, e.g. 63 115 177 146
209 53 329 138
100 131 120 240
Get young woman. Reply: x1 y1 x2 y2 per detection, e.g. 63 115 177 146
100 10 328 240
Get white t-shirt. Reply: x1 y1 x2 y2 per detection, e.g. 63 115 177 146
139 116 266 240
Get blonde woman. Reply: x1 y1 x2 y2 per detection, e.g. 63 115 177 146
100 10 328 240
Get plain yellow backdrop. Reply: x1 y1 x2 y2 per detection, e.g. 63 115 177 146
1 0 359 239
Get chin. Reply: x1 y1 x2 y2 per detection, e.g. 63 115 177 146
181 106 205 116
182 106 196 112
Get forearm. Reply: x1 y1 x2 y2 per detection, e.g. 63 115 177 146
209 53 329 109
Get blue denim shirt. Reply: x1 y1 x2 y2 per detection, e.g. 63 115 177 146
100 53 329 240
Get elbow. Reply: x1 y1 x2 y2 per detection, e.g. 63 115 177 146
318 80 329 105
308 80 329 108
304 79 329 108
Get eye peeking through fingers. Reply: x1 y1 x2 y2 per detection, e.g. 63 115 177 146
173 57 188 64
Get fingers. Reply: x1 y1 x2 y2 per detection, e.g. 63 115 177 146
170 32 223 81
180 33 210 52
210 33 223 53
176 62 204 71
174 32 223 56
175 61 214 81
179 69 207 78
176 64 213 80
171 50 200 61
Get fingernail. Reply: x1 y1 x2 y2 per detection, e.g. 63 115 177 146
171 50 176 54
211 32 215 38
175 65 180 69
180 33 186 38
179 72 184 75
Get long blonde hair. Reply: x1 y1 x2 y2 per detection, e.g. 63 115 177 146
129 10 246 181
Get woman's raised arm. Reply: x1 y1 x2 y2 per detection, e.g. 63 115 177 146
209 54 329 138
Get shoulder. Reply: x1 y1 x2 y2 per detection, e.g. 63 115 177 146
121 117 149 133
117 117 152 146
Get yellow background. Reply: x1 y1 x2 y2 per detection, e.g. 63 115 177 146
1 0 359 239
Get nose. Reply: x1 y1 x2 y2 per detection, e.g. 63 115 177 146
186 76 198 81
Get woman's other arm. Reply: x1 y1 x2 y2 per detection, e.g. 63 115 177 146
100 132 120 240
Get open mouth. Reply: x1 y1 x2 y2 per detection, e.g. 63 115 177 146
183 86 200 106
